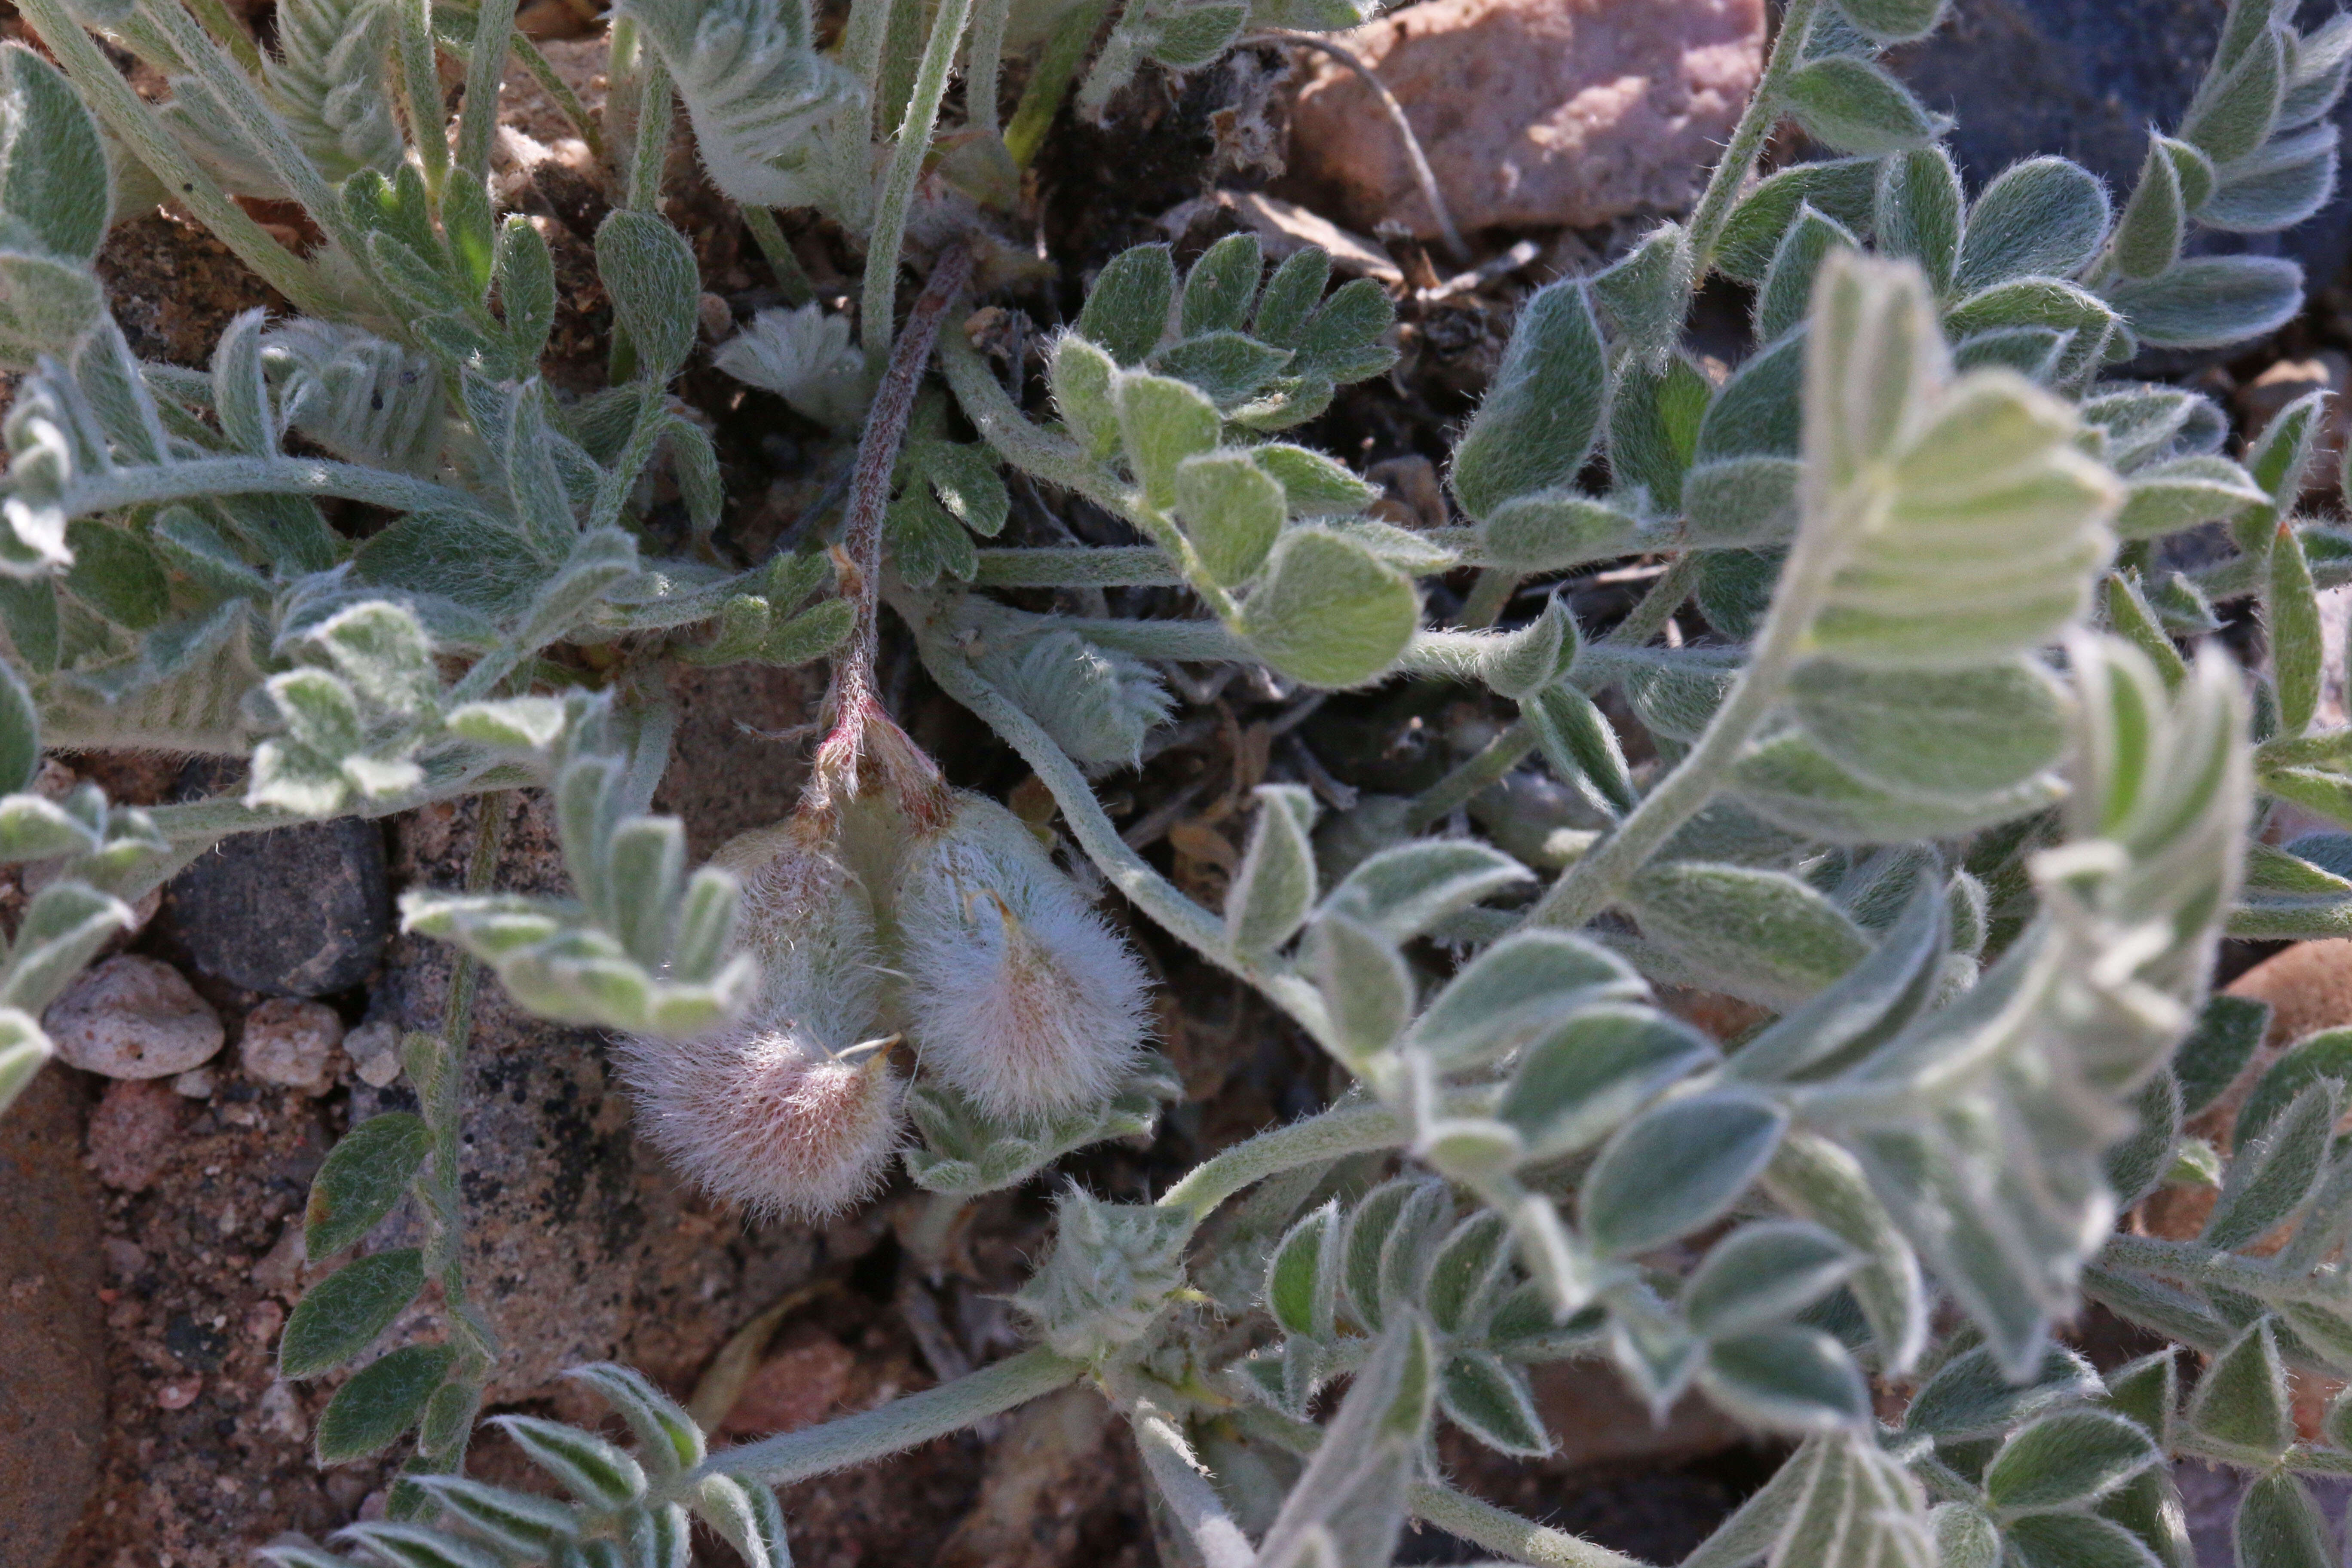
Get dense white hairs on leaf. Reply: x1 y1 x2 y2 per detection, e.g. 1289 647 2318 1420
712 303 870 429
159 76 291 199
619 0 865 217
986 630 1174 775
265 0 403 182
616 837 903 1219
895 794 1153 1120
263 319 445 476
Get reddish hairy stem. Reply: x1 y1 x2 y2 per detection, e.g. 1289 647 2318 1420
810 243 976 818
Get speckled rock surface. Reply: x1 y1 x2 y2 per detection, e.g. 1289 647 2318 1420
1283 0 1766 237
0 1071 107 1568
44 955 224 1080
157 815 392 998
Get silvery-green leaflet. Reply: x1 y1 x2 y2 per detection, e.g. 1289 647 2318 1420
1 0 2352 1561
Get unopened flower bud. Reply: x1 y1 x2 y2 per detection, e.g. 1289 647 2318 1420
618 833 904 1219
895 794 1152 1121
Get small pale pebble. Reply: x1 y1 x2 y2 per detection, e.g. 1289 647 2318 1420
170 1067 214 1099
99 1238 145 1279
257 1380 306 1441
85 1079 180 1192
251 1224 307 1294
698 291 735 343
346 1019 403 1087
239 997 344 1093
155 1375 202 1410
45 955 224 1079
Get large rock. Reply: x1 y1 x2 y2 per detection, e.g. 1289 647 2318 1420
0 1071 107 1568
1283 0 1766 238
1893 0 2352 290
159 819 391 998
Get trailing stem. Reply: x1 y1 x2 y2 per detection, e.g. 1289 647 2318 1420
861 0 981 374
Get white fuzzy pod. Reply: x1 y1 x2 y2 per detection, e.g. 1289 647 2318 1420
617 836 903 1220
894 795 1153 1121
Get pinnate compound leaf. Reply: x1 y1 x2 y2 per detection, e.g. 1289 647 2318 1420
1982 1409 2159 1513
305 1111 430 1258
1799 257 2121 671
1237 526 1418 688
280 1249 426 1378
314 1343 456 1464
1117 371 1219 510
1765 1133 1928 1374
1581 1088 1787 1255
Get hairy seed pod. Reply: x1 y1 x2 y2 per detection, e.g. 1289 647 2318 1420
894 794 1152 1121
617 833 903 1219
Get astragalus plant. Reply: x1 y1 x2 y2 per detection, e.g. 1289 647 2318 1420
6 0 2352 1557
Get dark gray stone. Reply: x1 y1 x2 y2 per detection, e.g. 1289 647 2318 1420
1892 0 2352 290
157 760 391 997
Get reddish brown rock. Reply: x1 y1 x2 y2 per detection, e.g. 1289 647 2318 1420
1283 0 1766 238
0 1071 107 1568
717 1331 857 1437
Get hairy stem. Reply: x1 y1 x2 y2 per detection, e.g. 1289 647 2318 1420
744 207 816 305
1130 1401 1257 1568
1459 568 1520 628
456 0 522 185
966 0 1014 134
699 1345 1084 1484
509 29 604 163
1525 516 1839 931
1004 0 1108 167
185 0 262 72
1684 0 1824 277
2098 1232 2347 1306
1156 1102 1406 1225
625 57 673 211
1406 722 1535 831
53 456 503 524
395 0 450 196
15 0 339 318
830 245 975 754
1408 1482 1651 1568
973 545 1185 588
861 0 980 374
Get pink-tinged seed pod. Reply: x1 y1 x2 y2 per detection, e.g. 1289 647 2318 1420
618 833 904 1220
894 794 1152 1121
